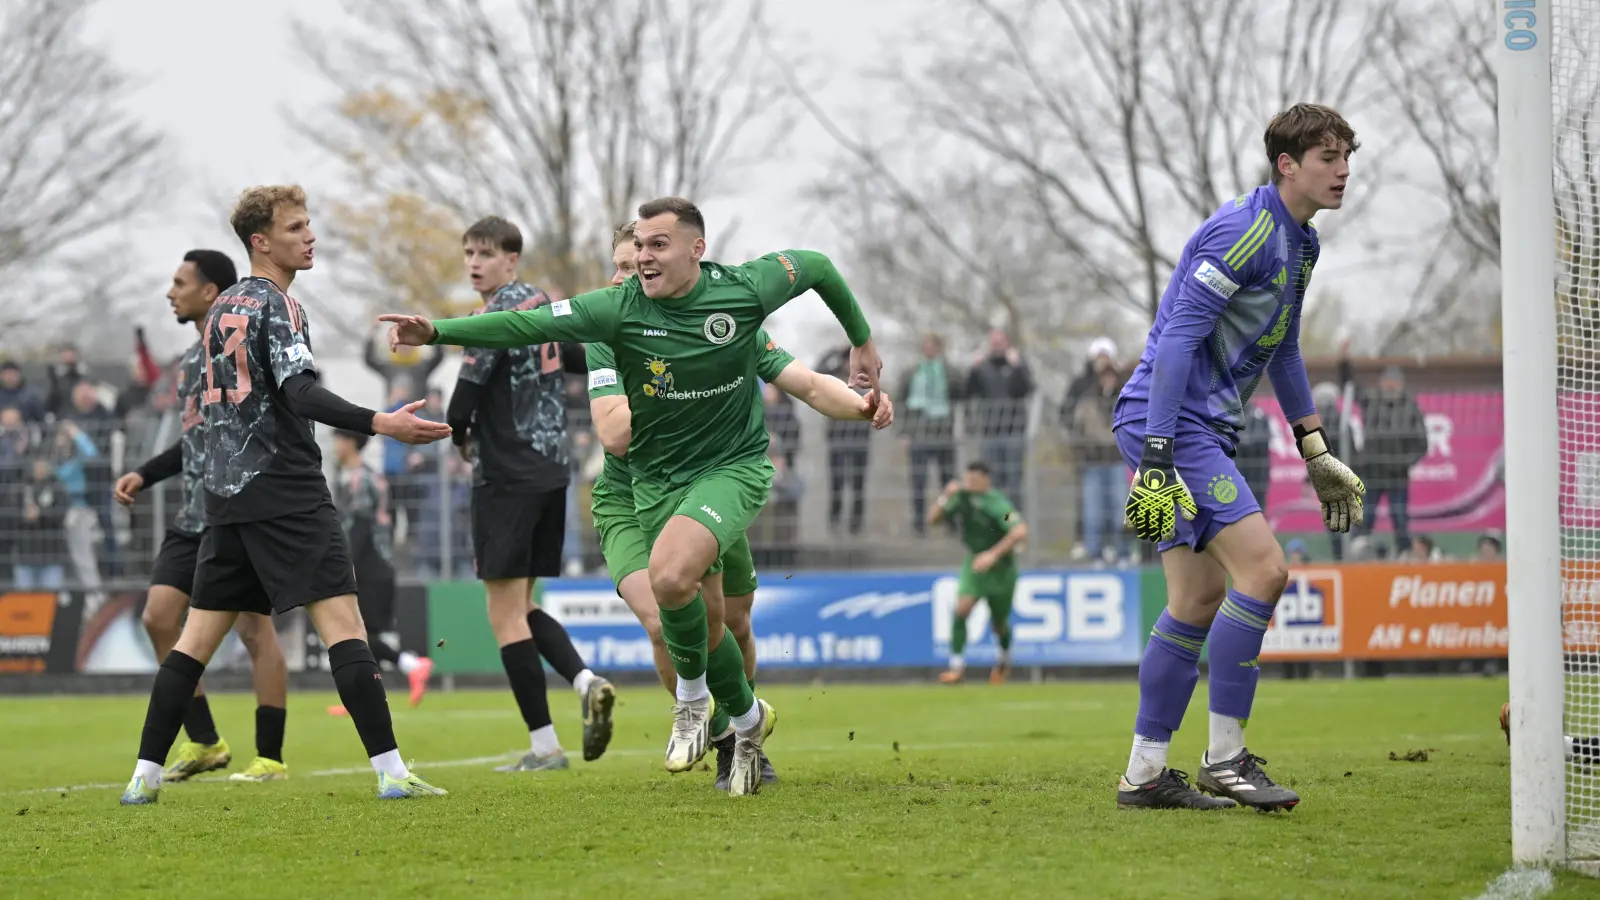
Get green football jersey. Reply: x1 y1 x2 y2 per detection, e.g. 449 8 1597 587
947 489 1022 563
585 330 798 507
431 250 870 487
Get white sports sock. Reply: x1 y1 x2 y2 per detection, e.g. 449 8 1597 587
731 701 764 734
949 655 965 673
370 749 409 780
1207 713 1246 764
997 648 1012 667
573 668 596 698
530 724 561 757
1125 735 1169 785
713 723 735 741
676 673 709 703
134 758 164 787
397 652 421 675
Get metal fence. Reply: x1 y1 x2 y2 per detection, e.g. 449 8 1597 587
0 366 1510 591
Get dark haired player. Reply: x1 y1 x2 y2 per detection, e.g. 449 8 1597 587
386 196 883 796
928 461 1029 686
326 429 433 717
120 185 450 805
446 216 617 773
116 249 291 784
1113 104 1366 811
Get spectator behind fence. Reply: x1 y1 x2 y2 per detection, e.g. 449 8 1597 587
0 362 43 423
65 379 119 575
966 328 1033 501
903 334 962 536
365 331 444 403
1285 538 1310 566
1062 341 1130 564
50 419 102 589
762 380 800 469
818 344 871 534
1406 534 1440 562
1476 530 1503 561
1344 358 1428 552
10 457 69 589
44 344 88 420
1311 380 1347 560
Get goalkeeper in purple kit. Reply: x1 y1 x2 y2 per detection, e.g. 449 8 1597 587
1113 104 1366 811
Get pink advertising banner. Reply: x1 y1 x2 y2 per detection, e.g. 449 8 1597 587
1254 392 1506 534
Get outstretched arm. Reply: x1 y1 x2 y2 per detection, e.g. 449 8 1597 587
281 373 451 445
743 251 880 392
770 359 893 429
384 286 624 350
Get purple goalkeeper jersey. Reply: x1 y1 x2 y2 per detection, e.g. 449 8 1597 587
1115 183 1318 448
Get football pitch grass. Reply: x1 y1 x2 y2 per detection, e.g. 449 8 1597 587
0 676 1592 899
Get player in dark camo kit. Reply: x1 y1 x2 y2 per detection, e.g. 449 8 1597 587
120 185 452 805
446 216 617 772
385 196 884 796
115 249 291 784
325 429 434 718
929 461 1030 687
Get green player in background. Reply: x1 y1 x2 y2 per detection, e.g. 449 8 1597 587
383 196 882 796
929 461 1030 686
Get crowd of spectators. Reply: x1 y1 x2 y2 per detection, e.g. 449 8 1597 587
0 325 1506 590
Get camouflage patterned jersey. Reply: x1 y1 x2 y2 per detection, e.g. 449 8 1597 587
455 281 570 490
173 341 207 534
333 462 393 566
199 276 328 524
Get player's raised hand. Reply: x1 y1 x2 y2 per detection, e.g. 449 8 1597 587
374 399 453 445
860 388 895 429
114 472 145 506
849 339 883 400
380 314 437 350
1124 435 1197 543
1296 425 1365 532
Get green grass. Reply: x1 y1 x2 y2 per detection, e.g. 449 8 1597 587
0 677 1591 898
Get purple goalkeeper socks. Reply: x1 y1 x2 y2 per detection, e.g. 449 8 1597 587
1207 589 1276 721
1133 611 1209 741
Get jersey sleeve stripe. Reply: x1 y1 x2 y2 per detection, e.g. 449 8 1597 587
1223 211 1274 270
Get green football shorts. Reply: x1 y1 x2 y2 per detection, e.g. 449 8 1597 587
957 558 1019 622
634 459 773 556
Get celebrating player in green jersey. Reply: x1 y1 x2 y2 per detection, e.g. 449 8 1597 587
929 461 1029 686
383 196 882 795
590 220 892 790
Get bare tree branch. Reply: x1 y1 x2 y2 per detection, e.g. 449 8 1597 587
0 0 167 348
294 0 789 316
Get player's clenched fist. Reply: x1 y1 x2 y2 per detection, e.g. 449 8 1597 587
114 472 145 507
1124 435 1197 543
380 314 438 350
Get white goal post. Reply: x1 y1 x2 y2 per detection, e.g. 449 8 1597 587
1498 0 1600 875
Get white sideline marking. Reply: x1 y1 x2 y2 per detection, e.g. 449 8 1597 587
5 740 1028 796
1471 868 1553 900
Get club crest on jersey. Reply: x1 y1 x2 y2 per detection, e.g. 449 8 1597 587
703 313 736 345
642 357 674 397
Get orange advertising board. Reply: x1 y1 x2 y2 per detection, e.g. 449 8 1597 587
1262 562 1508 661
0 592 59 674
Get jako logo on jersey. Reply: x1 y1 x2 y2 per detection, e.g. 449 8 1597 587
699 504 722 523
703 313 736 345
1192 261 1240 299
643 328 667 337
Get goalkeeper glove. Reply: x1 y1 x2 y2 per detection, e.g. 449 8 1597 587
1296 424 1365 533
1124 435 1198 543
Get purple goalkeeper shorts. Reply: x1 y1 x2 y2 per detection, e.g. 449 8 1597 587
1114 420 1261 553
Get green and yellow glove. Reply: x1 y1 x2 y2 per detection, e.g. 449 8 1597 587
1124 435 1198 543
1296 425 1365 533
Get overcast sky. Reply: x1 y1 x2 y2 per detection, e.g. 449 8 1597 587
86 0 1430 378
